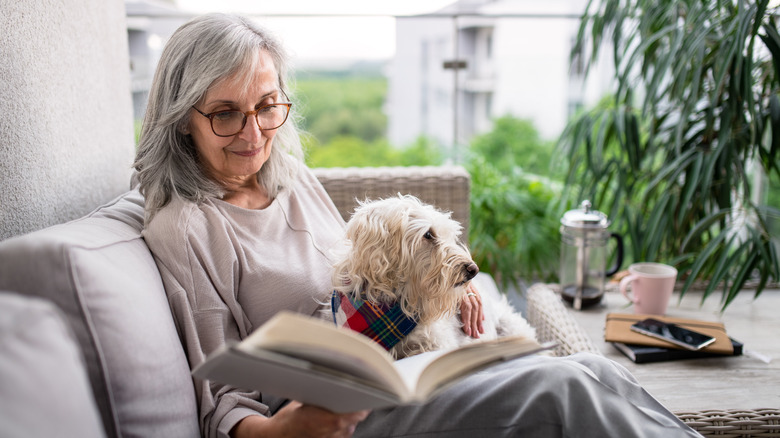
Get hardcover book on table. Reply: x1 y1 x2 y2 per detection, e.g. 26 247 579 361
611 338 744 364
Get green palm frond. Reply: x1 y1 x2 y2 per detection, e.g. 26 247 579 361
561 0 780 310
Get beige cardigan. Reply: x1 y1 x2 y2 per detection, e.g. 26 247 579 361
143 166 345 438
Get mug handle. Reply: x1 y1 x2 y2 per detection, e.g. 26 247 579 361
619 274 639 305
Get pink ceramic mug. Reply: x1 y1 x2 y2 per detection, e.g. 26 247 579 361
619 263 677 315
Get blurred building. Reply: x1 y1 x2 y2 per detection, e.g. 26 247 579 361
125 0 187 121
387 0 615 155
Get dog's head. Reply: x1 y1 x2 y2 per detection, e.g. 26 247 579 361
332 194 478 323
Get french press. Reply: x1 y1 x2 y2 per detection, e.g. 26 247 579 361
559 200 624 309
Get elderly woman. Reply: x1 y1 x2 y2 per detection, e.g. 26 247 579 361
134 13 702 438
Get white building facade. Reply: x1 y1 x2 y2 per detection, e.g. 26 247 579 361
126 0 188 121
387 0 614 156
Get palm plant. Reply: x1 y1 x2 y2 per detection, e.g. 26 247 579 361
559 0 780 309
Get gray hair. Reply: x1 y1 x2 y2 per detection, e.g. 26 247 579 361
133 13 303 222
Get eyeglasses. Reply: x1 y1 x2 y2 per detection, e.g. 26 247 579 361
191 102 292 137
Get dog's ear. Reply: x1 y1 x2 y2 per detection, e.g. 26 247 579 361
350 207 403 266
347 206 391 249
339 203 407 300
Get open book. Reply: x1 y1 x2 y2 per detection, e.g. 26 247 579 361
193 311 554 413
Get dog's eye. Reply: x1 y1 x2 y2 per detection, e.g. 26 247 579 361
423 230 435 241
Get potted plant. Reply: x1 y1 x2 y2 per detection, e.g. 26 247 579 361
558 0 780 309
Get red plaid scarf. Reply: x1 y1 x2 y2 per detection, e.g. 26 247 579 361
331 290 418 351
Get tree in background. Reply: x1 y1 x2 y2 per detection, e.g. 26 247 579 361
469 115 557 177
305 135 443 168
295 73 443 168
294 76 386 145
399 136 444 166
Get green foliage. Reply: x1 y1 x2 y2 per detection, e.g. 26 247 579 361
295 71 442 169
465 116 563 288
293 76 387 144
305 135 443 168
470 115 557 177
398 136 444 166
305 135 393 167
563 0 780 310
467 155 561 289
768 171 780 209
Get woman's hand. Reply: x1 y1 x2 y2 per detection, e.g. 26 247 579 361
232 401 370 438
460 282 485 338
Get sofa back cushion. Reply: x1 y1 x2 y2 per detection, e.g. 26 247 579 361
0 190 199 438
0 291 106 437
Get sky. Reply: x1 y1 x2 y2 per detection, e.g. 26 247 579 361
175 0 456 64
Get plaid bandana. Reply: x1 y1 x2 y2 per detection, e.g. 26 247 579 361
331 290 418 351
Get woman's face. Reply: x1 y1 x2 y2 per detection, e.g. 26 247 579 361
188 50 282 187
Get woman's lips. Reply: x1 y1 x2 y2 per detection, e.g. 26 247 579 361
231 148 262 157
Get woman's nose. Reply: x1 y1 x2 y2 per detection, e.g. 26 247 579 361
237 115 262 142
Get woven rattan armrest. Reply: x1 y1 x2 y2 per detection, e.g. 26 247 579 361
526 283 602 357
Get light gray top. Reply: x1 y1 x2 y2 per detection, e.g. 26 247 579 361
143 164 345 438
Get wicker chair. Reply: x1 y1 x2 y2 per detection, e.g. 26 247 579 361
315 165 471 234
314 165 780 438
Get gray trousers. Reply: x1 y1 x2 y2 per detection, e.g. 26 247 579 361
354 352 702 438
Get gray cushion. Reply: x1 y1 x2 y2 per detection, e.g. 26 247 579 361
0 190 199 438
0 291 106 437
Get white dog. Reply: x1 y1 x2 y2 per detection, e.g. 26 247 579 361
331 194 536 359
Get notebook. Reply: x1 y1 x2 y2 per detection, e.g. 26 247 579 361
604 313 734 355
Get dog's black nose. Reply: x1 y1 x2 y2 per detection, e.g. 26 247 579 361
464 262 479 280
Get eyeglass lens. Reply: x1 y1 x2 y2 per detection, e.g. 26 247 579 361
211 104 289 136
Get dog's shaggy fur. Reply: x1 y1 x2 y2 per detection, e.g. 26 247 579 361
332 194 536 359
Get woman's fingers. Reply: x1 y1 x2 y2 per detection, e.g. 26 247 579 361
460 283 484 338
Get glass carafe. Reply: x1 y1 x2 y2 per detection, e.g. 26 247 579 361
559 200 623 309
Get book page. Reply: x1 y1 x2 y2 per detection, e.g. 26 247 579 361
193 344 405 413
237 312 411 398
393 350 449 398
